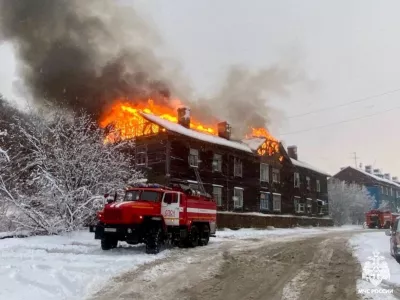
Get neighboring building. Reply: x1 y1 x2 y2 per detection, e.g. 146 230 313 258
333 166 400 211
283 146 330 216
132 107 330 216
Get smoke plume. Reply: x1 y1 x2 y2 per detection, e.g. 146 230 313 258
0 0 188 117
0 0 301 137
193 65 300 138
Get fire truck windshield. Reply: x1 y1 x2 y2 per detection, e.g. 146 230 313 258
124 190 161 202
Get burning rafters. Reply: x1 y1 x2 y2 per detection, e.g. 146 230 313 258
100 99 282 163
100 100 216 143
245 128 283 161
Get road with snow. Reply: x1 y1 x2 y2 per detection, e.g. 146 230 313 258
2 226 400 300
90 229 362 300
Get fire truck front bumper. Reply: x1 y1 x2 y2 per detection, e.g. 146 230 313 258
90 223 145 241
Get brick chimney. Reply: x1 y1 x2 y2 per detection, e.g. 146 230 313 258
393 176 398 182
384 173 391 180
287 145 298 160
373 168 381 175
177 107 190 128
365 165 372 173
217 121 231 139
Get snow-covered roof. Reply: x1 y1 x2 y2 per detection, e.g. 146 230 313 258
291 158 331 177
342 166 400 188
241 137 266 151
140 113 253 153
140 113 330 177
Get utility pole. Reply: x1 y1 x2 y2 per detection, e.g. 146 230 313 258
350 152 360 168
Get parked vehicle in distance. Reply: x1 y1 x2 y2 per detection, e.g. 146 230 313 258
386 216 400 262
365 210 392 229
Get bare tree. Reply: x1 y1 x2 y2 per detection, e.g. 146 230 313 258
328 178 374 226
0 107 143 234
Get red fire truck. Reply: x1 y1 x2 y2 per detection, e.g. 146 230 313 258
365 210 392 229
90 180 217 254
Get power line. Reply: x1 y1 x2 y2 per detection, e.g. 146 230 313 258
280 105 400 136
287 87 400 119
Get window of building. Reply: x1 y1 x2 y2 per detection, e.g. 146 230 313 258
386 187 389 195
213 185 223 206
306 198 312 214
317 200 325 214
272 193 281 211
188 148 199 167
306 177 311 190
272 168 280 183
397 190 400 198
234 187 244 208
234 158 243 177
136 145 147 166
294 196 304 213
260 164 269 182
381 186 384 194
212 154 222 172
260 192 270 210
391 188 394 197
187 180 199 190
294 172 300 188
316 180 321 192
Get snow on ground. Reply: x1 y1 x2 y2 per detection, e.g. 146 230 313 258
215 225 361 240
0 231 170 300
350 231 399 300
0 225 362 300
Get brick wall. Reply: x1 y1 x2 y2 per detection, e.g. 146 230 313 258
217 212 334 229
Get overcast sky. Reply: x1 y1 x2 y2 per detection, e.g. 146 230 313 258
1 0 400 177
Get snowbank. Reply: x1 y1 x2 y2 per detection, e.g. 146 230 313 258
0 231 169 300
350 231 399 300
215 225 361 240
218 211 332 219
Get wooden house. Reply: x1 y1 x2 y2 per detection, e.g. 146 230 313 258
283 146 330 216
333 166 400 211
131 107 330 216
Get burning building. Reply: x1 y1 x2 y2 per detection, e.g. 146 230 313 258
100 101 330 216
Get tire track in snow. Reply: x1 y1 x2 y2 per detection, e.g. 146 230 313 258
281 239 333 300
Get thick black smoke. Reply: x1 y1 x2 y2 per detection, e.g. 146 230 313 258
0 0 180 117
0 0 301 137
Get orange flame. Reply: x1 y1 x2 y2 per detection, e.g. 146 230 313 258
100 99 283 162
247 127 278 142
100 99 216 143
247 127 283 161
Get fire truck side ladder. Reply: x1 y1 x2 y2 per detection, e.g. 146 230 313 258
192 166 207 195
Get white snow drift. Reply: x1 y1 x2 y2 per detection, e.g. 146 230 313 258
0 232 169 300
351 231 400 300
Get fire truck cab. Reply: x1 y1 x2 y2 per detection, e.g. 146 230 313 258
90 181 217 254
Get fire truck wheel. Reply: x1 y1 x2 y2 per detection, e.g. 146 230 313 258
101 237 118 250
198 225 210 246
146 227 163 254
187 225 199 248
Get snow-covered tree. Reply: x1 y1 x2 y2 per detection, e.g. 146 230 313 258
328 178 374 226
378 200 390 211
1 107 143 234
